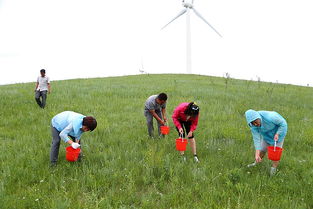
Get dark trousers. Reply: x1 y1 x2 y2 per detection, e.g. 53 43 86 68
176 121 194 139
50 126 81 163
35 90 47 108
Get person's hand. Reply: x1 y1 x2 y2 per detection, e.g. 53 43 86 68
48 90 51 94
255 152 262 163
163 117 167 122
179 128 184 135
187 131 193 138
160 120 165 126
71 142 80 149
274 134 279 141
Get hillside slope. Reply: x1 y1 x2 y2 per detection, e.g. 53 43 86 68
0 74 312 208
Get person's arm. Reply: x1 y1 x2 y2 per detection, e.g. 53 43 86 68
59 124 81 148
149 109 164 125
47 77 51 93
187 114 199 138
271 113 287 142
35 80 39 92
161 108 167 122
59 123 74 144
251 128 262 150
75 133 81 143
255 149 262 163
172 107 182 130
250 128 263 162
190 114 199 132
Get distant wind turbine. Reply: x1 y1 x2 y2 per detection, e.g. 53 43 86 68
161 0 222 74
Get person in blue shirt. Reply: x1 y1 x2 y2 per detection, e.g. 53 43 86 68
50 111 97 165
245 109 287 176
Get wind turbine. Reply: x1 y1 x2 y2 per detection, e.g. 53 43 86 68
161 0 222 74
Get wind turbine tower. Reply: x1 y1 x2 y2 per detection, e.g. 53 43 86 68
161 0 222 74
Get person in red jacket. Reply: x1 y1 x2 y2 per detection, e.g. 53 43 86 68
172 102 200 162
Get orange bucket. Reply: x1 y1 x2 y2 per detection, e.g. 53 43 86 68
66 146 81 162
160 126 170 135
176 138 188 151
267 146 283 161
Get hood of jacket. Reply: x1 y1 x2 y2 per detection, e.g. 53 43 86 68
245 109 261 127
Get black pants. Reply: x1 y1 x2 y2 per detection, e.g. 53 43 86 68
35 90 47 108
176 121 194 139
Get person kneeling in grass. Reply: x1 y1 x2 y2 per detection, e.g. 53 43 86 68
50 111 97 165
172 102 200 163
245 109 287 176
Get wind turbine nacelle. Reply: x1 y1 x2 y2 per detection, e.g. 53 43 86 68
182 0 193 8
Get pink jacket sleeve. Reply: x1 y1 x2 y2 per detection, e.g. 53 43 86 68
190 113 199 132
172 106 182 130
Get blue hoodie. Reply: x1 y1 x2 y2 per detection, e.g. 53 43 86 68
245 109 287 150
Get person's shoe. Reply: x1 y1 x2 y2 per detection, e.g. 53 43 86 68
194 155 200 163
50 162 57 168
181 155 187 162
77 153 84 162
270 167 277 176
247 161 257 168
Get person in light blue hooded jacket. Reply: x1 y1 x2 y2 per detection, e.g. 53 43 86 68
245 109 287 175
50 111 97 165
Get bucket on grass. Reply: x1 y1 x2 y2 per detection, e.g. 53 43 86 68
176 138 188 151
160 126 170 135
66 146 81 162
267 146 283 161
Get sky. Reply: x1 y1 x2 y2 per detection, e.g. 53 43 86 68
0 0 313 86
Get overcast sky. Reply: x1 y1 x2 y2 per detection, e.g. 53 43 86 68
0 0 312 86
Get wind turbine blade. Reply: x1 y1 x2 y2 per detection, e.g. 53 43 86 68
161 9 187 30
192 8 222 37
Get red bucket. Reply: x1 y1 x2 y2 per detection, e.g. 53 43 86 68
160 126 170 135
267 146 283 161
176 138 188 151
66 146 81 162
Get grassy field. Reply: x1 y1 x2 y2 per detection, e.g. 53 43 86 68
0 74 312 208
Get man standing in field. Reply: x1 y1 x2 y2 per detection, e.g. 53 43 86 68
245 109 287 176
34 69 50 108
50 111 97 166
144 93 168 138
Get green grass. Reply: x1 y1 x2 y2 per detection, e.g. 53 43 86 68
0 74 312 208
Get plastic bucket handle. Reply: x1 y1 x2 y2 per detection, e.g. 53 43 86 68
274 140 276 151
176 133 188 151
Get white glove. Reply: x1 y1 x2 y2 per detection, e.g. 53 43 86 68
71 142 80 149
